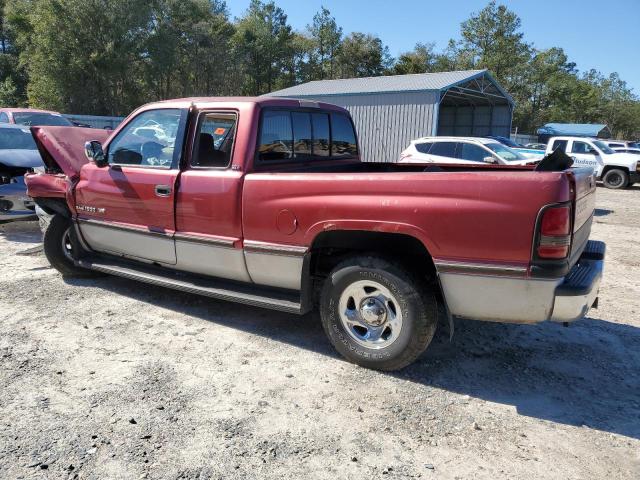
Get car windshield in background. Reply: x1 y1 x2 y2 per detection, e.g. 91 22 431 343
485 142 528 161
0 128 37 150
592 140 616 154
12 112 73 127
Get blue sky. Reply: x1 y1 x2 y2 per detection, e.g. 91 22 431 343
226 0 640 94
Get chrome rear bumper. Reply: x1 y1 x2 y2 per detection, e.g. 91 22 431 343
550 240 605 322
0 176 37 221
437 240 606 324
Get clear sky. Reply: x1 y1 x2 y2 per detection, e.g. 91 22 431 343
226 0 640 94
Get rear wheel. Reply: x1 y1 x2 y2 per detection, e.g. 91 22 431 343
43 214 93 276
602 169 629 189
319 256 437 371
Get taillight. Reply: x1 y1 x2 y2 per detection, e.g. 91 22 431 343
537 205 571 259
399 151 412 161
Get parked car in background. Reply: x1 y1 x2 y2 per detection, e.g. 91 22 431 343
0 124 44 221
25 97 604 372
603 140 640 150
399 137 539 165
484 135 545 157
611 147 640 156
526 142 547 150
0 108 74 127
546 136 640 189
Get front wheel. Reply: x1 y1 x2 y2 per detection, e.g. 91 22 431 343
602 169 629 189
319 256 437 371
43 214 93 277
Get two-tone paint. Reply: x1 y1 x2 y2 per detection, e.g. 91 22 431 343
26 97 601 325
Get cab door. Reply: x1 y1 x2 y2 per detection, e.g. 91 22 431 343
173 109 251 282
75 108 188 265
569 140 603 176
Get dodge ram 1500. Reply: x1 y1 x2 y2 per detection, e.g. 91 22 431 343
25 97 605 370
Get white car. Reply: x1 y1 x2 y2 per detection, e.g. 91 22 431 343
546 136 640 189
399 137 539 166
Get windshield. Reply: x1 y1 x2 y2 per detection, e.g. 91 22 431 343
485 142 528 161
12 112 73 127
0 128 37 150
592 140 615 155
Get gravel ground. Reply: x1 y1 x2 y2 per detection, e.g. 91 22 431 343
1 186 639 480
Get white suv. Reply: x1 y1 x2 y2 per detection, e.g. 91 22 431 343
399 137 538 166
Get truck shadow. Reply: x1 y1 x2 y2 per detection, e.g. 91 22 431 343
66 275 640 441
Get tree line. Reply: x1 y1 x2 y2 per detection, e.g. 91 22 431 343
0 0 638 138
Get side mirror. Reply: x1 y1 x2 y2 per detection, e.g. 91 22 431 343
84 141 107 167
483 156 498 164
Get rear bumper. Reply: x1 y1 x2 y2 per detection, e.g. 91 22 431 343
550 240 605 322
0 177 37 221
437 240 605 324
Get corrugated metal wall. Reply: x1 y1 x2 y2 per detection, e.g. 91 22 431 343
437 105 511 137
294 91 439 162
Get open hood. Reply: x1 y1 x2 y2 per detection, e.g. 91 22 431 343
31 126 111 177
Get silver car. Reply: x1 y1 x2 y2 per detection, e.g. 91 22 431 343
0 124 43 221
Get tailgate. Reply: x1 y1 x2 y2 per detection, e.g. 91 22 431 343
31 126 110 178
570 167 597 266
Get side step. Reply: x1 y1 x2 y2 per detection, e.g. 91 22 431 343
76 254 304 314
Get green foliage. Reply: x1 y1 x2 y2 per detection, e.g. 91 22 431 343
0 0 637 138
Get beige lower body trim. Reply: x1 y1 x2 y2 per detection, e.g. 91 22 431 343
243 241 307 290
78 219 176 265
174 240 251 283
438 272 562 324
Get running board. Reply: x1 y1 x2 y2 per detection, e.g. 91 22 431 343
76 254 304 314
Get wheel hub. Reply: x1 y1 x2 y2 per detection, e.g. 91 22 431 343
360 297 387 326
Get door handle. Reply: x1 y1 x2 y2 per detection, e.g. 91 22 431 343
155 185 172 197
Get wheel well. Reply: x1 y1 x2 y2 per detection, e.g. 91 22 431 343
602 165 629 176
309 230 437 282
34 198 71 218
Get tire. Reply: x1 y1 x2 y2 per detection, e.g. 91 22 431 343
602 169 629 189
43 214 92 277
319 255 437 371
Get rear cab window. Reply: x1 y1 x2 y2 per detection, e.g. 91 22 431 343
257 108 358 164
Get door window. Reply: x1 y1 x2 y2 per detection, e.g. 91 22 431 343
191 112 237 168
458 143 489 162
571 141 596 154
107 109 185 168
0 113 9 123
429 142 457 158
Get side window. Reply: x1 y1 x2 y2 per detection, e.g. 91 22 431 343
0 113 9 123
551 139 568 152
191 112 237 168
108 109 185 167
608 143 624 148
571 141 593 154
415 142 432 154
311 113 330 157
429 142 457 158
292 112 312 159
458 143 489 162
258 111 293 161
331 113 358 157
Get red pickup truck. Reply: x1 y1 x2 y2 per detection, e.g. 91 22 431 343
25 97 605 370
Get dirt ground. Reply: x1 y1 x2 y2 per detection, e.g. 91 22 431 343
0 186 639 480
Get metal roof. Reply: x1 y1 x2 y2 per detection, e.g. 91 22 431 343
268 69 512 102
537 123 611 137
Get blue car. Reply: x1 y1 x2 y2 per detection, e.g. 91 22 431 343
485 135 545 158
